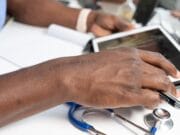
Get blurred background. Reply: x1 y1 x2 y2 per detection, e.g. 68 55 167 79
57 0 180 43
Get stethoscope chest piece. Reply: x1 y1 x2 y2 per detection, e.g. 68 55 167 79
144 108 173 133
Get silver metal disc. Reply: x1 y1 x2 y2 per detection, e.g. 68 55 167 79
144 113 174 132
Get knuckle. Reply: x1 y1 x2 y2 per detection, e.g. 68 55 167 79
154 94 161 102
150 94 161 105
152 52 166 62
125 82 140 92
158 69 166 75
154 52 164 59
128 57 139 63
155 74 170 89
160 77 171 90
127 56 141 65
118 47 137 53
125 67 139 79
142 91 161 107
156 53 167 65
158 53 164 59
153 67 166 75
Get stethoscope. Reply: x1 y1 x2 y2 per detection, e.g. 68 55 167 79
144 108 173 135
67 102 173 135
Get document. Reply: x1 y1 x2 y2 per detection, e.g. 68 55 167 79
0 20 84 70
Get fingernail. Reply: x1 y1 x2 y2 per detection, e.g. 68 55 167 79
176 71 180 78
177 91 180 98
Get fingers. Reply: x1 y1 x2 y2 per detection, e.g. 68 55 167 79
177 91 180 98
176 71 180 78
98 15 117 31
115 18 135 31
142 75 176 96
137 89 161 108
95 14 134 33
139 50 179 78
90 24 112 37
141 62 176 96
120 88 161 108
171 10 180 18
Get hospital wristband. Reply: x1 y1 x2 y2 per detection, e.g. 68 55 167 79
76 9 92 33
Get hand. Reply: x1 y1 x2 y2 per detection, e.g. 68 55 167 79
0 48 179 126
87 12 134 37
59 48 179 108
171 10 180 18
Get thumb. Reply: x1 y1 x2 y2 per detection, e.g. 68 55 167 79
171 10 180 18
90 24 112 37
115 18 135 31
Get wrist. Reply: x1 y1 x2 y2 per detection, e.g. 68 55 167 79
76 9 99 33
49 58 76 103
30 59 73 104
86 11 98 32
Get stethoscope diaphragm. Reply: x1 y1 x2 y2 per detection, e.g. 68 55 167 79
144 108 173 133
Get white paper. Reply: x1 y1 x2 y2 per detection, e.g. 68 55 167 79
0 21 83 69
48 24 93 48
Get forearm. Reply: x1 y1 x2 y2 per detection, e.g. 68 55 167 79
7 0 80 29
0 59 69 127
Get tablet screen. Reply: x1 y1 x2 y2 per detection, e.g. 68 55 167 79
97 29 180 70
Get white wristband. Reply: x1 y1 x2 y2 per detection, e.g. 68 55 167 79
76 9 92 33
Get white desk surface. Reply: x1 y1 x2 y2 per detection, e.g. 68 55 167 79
0 20 180 135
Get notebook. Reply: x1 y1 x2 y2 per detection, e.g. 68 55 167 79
0 20 86 71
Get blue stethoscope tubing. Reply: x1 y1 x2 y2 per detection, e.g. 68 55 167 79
67 102 94 132
67 102 157 135
67 102 108 135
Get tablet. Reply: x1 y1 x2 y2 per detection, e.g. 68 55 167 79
92 25 180 70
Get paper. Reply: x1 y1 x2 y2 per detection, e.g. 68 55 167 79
0 56 19 74
48 24 93 48
0 21 84 69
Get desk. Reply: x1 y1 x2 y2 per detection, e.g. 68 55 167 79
0 20 180 135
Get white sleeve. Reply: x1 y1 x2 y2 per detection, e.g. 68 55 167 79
0 0 7 30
